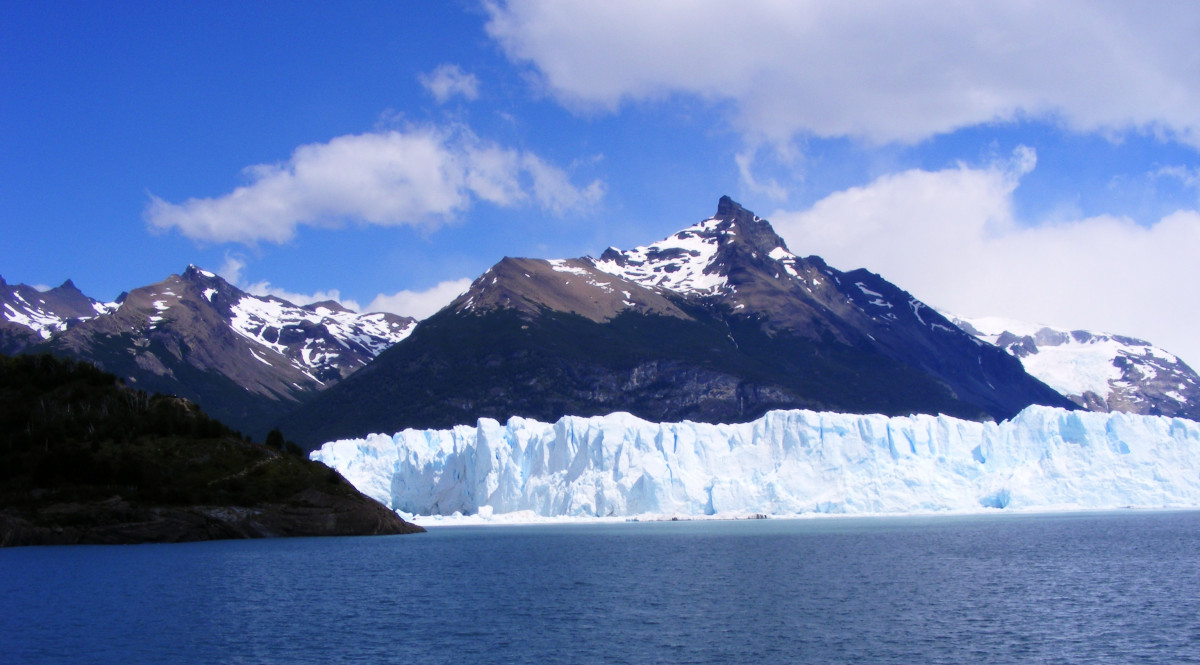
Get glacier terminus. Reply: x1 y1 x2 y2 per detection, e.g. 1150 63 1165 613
312 407 1200 519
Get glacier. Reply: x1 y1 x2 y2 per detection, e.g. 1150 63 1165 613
311 407 1200 518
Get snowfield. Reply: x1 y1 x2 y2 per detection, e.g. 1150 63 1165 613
312 406 1200 520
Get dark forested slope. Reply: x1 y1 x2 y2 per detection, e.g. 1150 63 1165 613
0 354 422 546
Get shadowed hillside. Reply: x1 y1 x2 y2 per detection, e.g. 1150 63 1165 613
0 353 422 546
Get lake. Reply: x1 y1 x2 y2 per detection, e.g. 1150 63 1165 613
3 511 1199 664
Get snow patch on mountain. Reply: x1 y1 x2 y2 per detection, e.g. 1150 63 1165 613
229 293 416 376
312 406 1200 519
951 315 1200 419
958 316 1171 396
3 301 67 339
547 259 591 278
592 217 729 295
91 301 120 316
1 279 117 341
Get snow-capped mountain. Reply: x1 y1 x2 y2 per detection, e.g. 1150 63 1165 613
952 316 1200 420
0 275 117 354
313 405 1200 518
286 197 1072 448
3 266 415 437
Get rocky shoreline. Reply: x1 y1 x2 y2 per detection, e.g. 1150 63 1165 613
1 486 424 547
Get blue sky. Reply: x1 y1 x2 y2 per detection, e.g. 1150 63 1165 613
4 1 1200 367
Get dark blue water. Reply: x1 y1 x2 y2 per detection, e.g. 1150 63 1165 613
3 511 1200 664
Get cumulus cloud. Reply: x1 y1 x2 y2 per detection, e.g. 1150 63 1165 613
420 64 480 103
242 281 361 311
486 1 1200 147
366 278 473 320
769 148 1200 368
521 153 605 213
145 126 603 244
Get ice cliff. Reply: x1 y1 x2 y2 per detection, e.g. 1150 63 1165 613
311 407 1200 517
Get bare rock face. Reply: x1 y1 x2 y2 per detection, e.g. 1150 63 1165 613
285 197 1075 448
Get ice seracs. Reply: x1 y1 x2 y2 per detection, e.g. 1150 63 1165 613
312 405 1200 519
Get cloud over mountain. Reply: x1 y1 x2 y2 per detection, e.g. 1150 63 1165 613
770 149 1200 368
145 125 603 244
487 1 1200 147
366 278 474 320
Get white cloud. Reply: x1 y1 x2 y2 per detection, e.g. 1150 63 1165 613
366 278 473 320
1155 165 1200 193
217 253 246 285
769 149 1200 369
486 1 1200 147
420 64 480 103
211 253 363 310
145 125 603 244
242 281 361 311
735 147 787 200
521 153 605 213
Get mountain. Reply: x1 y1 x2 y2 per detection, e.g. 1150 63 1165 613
285 197 1074 448
0 275 117 355
2 267 415 438
951 316 1200 420
312 405 1200 518
0 353 423 546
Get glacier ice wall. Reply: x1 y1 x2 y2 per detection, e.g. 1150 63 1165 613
311 407 1200 517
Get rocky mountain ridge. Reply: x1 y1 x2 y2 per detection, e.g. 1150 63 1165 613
283 197 1075 448
1 266 415 438
9 198 1195 451
952 316 1200 420
1 275 117 353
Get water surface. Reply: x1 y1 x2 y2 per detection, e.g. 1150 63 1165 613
3 511 1199 664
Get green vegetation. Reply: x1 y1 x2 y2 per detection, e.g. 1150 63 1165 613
0 353 357 513
42 331 297 443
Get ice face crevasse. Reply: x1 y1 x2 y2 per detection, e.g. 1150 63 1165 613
312 406 1200 518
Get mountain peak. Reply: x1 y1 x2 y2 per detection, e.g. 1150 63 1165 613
182 264 223 283
715 195 747 219
713 197 792 257
304 299 355 314
590 197 796 297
